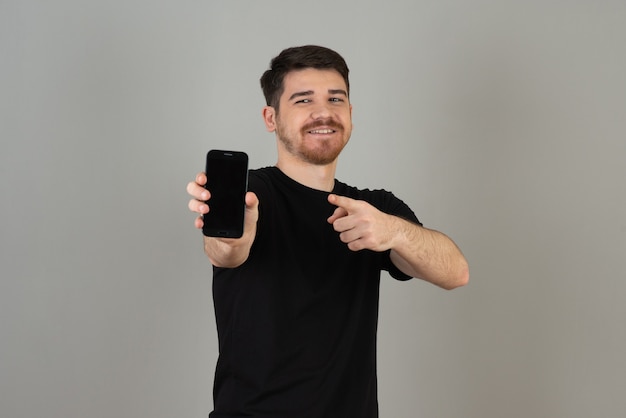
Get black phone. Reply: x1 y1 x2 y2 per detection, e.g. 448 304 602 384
202 150 249 238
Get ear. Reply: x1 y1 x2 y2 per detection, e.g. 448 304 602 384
262 106 276 132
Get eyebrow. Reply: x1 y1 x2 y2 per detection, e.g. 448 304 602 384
288 89 348 101
328 89 348 97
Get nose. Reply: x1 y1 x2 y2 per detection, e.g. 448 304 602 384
310 102 332 120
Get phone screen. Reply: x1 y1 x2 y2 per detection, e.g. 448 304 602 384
203 150 249 238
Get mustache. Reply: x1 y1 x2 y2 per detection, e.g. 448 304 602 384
301 118 344 132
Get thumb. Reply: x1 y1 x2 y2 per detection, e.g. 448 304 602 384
245 191 259 210
244 192 259 226
327 206 348 224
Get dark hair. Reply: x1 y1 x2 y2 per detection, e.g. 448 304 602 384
260 45 350 111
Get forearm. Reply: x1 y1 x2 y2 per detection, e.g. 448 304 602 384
203 234 254 268
327 194 468 289
389 217 469 290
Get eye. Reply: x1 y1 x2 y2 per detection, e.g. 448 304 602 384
329 97 344 103
295 98 312 104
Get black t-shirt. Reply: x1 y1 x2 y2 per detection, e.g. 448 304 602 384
210 167 420 418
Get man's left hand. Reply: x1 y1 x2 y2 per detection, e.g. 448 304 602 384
327 194 399 252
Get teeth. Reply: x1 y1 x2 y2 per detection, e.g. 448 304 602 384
309 129 334 134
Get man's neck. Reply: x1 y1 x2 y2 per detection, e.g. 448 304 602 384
275 157 337 192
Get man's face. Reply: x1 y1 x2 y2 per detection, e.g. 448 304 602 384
268 68 353 166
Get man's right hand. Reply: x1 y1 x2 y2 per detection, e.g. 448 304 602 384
186 172 259 267
187 172 211 229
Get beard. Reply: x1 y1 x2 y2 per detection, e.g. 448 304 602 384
275 117 350 165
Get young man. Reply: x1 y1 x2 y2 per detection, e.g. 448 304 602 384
187 45 469 418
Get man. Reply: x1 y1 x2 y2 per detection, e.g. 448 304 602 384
187 45 469 417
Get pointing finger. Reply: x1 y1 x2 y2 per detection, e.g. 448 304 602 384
328 194 358 211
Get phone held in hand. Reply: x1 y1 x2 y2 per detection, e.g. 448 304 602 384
202 150 249 238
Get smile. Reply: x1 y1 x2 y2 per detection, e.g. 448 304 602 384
308 129 335 134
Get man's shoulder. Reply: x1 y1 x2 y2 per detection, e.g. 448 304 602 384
334 179 395 203
248 166 277 190
249 166 275 179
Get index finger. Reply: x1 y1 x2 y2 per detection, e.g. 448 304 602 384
196 171 207 186
187 173 209 201
328 194 358 210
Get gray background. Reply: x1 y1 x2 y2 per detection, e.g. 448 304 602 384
2 1 625 417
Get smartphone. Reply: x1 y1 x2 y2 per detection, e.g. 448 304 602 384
202 150 249 238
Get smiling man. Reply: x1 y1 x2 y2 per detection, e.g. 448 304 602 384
187 45 469 418
268 68 351 168
265 67 352 188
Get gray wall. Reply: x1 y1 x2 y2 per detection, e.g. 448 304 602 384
2 1 625 417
